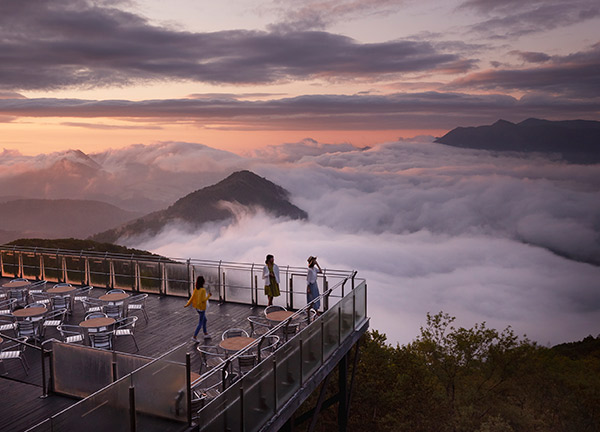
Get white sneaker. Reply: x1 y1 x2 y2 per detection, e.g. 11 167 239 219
203 334 212 339
191 337 199 343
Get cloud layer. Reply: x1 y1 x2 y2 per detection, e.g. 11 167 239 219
121 139 600 346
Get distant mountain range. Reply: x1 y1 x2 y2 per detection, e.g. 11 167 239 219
0 199 142 244
92 170 308 243
435 118 600 163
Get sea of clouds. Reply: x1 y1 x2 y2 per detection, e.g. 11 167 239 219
131 138 600 346
2 138 599 345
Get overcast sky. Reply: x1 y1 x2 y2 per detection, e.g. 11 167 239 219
1 0 599 154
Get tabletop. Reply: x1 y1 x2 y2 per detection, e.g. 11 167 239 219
99 292 130 302
219 336 256 351
2 280 30 289
266 310 296 322
47 285 76 294
13 306 47 318
80 317 116 328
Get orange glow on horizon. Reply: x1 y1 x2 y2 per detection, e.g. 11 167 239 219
2 118 447 156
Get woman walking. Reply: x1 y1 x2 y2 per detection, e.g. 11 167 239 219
306 256 322 313
185 275 212 342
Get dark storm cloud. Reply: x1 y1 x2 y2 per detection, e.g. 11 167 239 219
1 91 598 130
0 0 464 91
448 44 600 98
459 0 600 39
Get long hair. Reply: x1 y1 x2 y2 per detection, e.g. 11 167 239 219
195 275 205 290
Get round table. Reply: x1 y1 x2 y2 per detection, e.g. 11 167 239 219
47 285 76 294
99 292 129 302
2 280 30 289
266 310 295 322
13 306 47 318
80 317 116 328
219 336 256 352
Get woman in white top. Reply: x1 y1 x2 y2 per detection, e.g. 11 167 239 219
263 254 280 306
306 256 322 311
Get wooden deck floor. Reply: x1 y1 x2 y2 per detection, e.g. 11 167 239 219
0 279 268 432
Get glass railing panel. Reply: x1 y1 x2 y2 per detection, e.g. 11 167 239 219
274 336 301 408
340 290 354 340
41 253 60 282
49 375 132 432
300 319 323 382
322 304 340 360
112 259 135 290
52 343 114 398
165 262 190 297
130 344 189 425
65 255 85 285
222 266 253 304
114 352 152 379
242 358 276 432
197 377 242 432
1 250 18 277
88 258 110 287
354 281 367 328
22 252 41 280
138 261 161 293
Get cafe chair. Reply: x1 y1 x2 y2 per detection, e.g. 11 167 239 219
85 312 108 320
264 305 286 317
88 331 114 350
27 280 47 295
196 345 226 373
114 316 139 351
0 298 17 315
9 289 29 307
51 296 70 314
30 293 51 307
0 315 17 335
237 354 258 375
282 322 300 342
15 320 38 342
0 336 29 375
41 308 67 338
104 303 124 320
247 315 271 336
127 293 149 323
52 283 72 289
72 286 93 312
107 289 126 294
258 335 280 359
221 328 249 340
56 324 85 344
82 298 104 315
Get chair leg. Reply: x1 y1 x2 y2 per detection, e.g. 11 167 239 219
132 335 139 352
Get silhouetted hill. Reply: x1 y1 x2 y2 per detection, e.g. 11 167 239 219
0 199 142 243
5 238 162 259
92 170 308 243
435 118 600 163
551 335 600 360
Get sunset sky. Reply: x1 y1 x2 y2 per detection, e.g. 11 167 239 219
1 0 599 155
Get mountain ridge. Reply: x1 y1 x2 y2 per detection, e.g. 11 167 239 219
91 170 308 243
435 118 600 163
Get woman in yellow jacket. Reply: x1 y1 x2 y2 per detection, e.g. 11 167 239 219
185 276 212 342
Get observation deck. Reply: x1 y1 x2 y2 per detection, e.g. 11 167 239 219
0 245 368 432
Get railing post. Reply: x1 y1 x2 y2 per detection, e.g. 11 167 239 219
129 385 136 432
240 386 245 432
273 358 278 411
40 344 48 398
186 353 192 426
222 271 226 303
289 276 293 310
